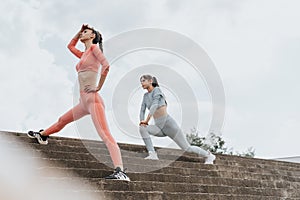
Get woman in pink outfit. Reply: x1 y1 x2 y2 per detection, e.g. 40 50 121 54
28 24 130 181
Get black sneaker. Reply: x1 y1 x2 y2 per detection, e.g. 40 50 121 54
105 167 130 181
27 130 49 145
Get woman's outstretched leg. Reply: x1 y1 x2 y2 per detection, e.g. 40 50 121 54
162 115 216 164
43 103 88 136
28 103 88 145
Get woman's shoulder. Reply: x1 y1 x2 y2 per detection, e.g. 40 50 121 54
90 44 98 49
143 87 163 96
153 87 163 93
90 44 102 52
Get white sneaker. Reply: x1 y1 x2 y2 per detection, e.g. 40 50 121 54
204 153 216 164
27 130 49 145
105 167 130 181
145 151 159 160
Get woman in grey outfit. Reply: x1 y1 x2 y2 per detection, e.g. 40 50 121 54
139 75 216 164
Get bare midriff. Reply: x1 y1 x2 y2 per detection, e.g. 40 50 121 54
153 105 167 119
78 70 98 91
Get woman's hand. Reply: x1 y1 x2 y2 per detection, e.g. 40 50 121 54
80 24 89 32
84 85 100 93
74 24 89 39
139 120 148 126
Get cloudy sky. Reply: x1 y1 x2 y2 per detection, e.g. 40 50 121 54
1 0 299 159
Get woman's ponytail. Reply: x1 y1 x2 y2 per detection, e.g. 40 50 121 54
92 30 103 52
152 77 159 87
98 32 103 52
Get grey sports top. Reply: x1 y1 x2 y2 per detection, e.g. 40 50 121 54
140 87 167 121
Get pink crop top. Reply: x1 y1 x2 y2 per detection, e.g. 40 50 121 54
67 38 110 76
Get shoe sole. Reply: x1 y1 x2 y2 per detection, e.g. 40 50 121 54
104 178 130 182
37 138 48 145
36 134 48 145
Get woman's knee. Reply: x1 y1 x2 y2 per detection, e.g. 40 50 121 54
185 145 195 153
139 125 150 137
139 125 146 132
173 136 192 151
101 133 118 147
104 138 120 154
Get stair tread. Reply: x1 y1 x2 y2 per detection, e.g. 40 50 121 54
1 131 300 199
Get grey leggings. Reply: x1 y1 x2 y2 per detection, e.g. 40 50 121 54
139 115 209 157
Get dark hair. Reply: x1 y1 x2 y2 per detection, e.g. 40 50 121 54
85 27 103 52
92 30 103 52
140 75 159 87
152 77 159 87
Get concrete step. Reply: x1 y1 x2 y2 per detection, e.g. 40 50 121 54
4 131 300 171
32 165 300 189
1 131 300 199
5 146 300 185
33 188 298 200
43 173 299 190
7 145 300 183
101 191 300 200
38 176 300 199
3 134 300 176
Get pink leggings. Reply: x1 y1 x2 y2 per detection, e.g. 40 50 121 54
43 92 123 168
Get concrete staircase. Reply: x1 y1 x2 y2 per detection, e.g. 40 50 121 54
1 131 299 200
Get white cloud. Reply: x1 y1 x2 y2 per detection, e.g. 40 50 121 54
0 1 73 133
